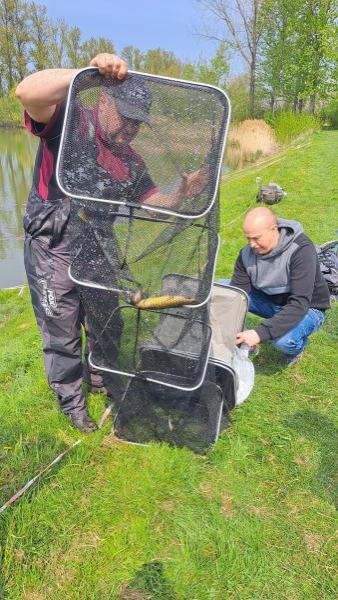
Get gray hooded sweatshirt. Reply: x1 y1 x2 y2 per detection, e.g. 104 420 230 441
230 219 330 341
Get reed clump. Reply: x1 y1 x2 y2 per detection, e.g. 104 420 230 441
225 119 278 169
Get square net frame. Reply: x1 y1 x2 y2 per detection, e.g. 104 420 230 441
80 283 212 391
101 285 249 452
56 69 231 219
112 374 227 455
67 198 219 307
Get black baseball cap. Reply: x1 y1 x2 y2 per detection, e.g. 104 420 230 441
105 77 152 125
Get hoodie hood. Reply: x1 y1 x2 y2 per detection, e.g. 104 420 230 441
260 218 304 260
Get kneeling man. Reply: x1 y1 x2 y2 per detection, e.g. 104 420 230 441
230 207 330 366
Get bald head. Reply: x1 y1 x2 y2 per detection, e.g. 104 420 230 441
244 207 277 230
243 207 279 255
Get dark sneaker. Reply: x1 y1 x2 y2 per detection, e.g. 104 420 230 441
88 385 108 395
70 414 98 433
281 351 304 367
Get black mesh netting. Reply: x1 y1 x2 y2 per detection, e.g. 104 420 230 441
112 370 231 455
57 69 229 218
100 361 235 454
68 199 219 305
58 70 232 452
80 285 211 390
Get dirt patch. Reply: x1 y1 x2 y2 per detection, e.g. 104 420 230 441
199 480 216 500
303 533 325 553
247 505 273 519
162 500 175 512
221 493 234 517
17 322 31 330
118 589 151 600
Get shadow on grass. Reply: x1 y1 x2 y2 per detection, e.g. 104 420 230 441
285 410 338 507
251 345 286 376
119 561 177 600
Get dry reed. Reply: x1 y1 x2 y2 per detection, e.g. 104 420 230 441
225 119 278 169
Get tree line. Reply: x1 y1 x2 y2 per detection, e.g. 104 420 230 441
0 1 231 88
0 0 337 119
198 0 337 115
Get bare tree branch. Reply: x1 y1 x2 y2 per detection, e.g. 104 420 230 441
196 0 268 114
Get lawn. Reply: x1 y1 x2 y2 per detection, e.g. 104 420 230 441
0 130 337 599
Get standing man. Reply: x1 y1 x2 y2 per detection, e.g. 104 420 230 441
230 207 330 366
15 53 208 432
15 54 128 432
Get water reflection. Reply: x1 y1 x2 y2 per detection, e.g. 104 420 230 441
0 128 37 288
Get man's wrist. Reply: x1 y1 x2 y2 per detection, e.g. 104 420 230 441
254 325 271 342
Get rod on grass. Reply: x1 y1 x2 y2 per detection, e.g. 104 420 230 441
0 439 81 515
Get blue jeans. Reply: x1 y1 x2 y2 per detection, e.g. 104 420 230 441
217 281 325 356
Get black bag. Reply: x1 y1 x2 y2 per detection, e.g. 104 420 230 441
316 240 338 301
256 183 286 205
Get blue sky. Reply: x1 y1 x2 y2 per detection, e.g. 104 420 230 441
39 0 241 69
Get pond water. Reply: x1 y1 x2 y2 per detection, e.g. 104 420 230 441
0 128 37 288
0 128 231 289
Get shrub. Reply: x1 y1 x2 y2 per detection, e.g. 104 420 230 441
0 89 23 127
225 119 278 169
264 109 321 143
318 97 338 129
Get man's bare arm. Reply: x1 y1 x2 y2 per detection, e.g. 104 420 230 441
145 165 210 211
15 53 128 125
15 68 79 124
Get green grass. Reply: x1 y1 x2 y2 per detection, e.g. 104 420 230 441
0 131 337 599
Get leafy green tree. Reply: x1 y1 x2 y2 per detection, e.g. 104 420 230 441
258 0 337 113
0 0 30 91
80 37 115 67
121 45 144 70
257 0 295 112
183 40 230 87
65 26 82 68
121 46 184 77
295 0 337 113
11 0 30 81
142 48 183 77
28 1 52 71
0 0 18 91
225 74 250 122
49 18 69 68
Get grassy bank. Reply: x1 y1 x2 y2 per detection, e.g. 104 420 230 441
224 115 321 171
0 131 337 599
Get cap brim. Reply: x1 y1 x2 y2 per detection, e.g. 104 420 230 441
115 98 151 126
